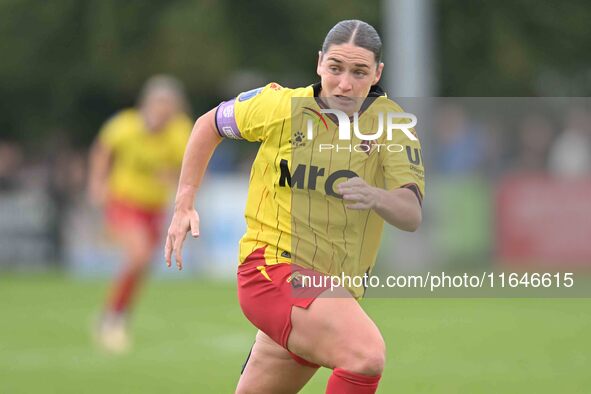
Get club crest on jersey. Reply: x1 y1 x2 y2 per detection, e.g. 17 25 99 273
291 131 306 148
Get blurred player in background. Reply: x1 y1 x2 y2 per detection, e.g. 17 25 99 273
166 20 424 393
88 75 191 353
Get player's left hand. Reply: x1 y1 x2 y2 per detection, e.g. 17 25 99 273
337 177 381 210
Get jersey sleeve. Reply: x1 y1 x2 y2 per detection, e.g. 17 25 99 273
214 83 283 142
379 103 425 204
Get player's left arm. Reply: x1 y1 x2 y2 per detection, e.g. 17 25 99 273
338 178 422 232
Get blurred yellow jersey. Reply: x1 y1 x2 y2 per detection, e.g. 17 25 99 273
99 109 191 209
216 83 425 296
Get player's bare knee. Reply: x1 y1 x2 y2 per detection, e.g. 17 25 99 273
129 248 152 267
129 258 148 271
363 345 386 375
335 338 386 376
358 342 386 375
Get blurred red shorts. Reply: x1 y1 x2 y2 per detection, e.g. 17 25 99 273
105 199 164 247
237 247 331 368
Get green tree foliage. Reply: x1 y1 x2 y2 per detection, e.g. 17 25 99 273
438 0 591 96
0 0 378 148
1 0 589 149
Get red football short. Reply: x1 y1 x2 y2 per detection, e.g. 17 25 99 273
237 247 331 368
105 199 164 247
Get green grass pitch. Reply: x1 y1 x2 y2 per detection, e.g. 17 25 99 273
1 274 589 393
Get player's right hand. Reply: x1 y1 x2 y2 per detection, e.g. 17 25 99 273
165 208 200 270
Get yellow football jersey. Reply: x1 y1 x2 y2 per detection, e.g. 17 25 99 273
99 109 191 209
216 83 425 297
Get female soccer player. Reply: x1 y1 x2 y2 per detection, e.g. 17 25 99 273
88 75 191 353
165 20 424 393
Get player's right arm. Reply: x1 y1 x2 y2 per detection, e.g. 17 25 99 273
165 83 280 269
87 140 112 207
87 111 127 208
165 107 222 270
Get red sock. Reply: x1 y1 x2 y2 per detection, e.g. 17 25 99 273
108 269 143 313
326 368 381 394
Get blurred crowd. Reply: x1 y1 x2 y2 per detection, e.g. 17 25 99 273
430 103 591 179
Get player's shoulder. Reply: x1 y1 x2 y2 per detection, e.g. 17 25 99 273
112 108 140 121
368 97 420 143
234 82 313 121
236 82 311 103
100 108 141 136
372 96 405 113
168 113 192 132
105 108 141 128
